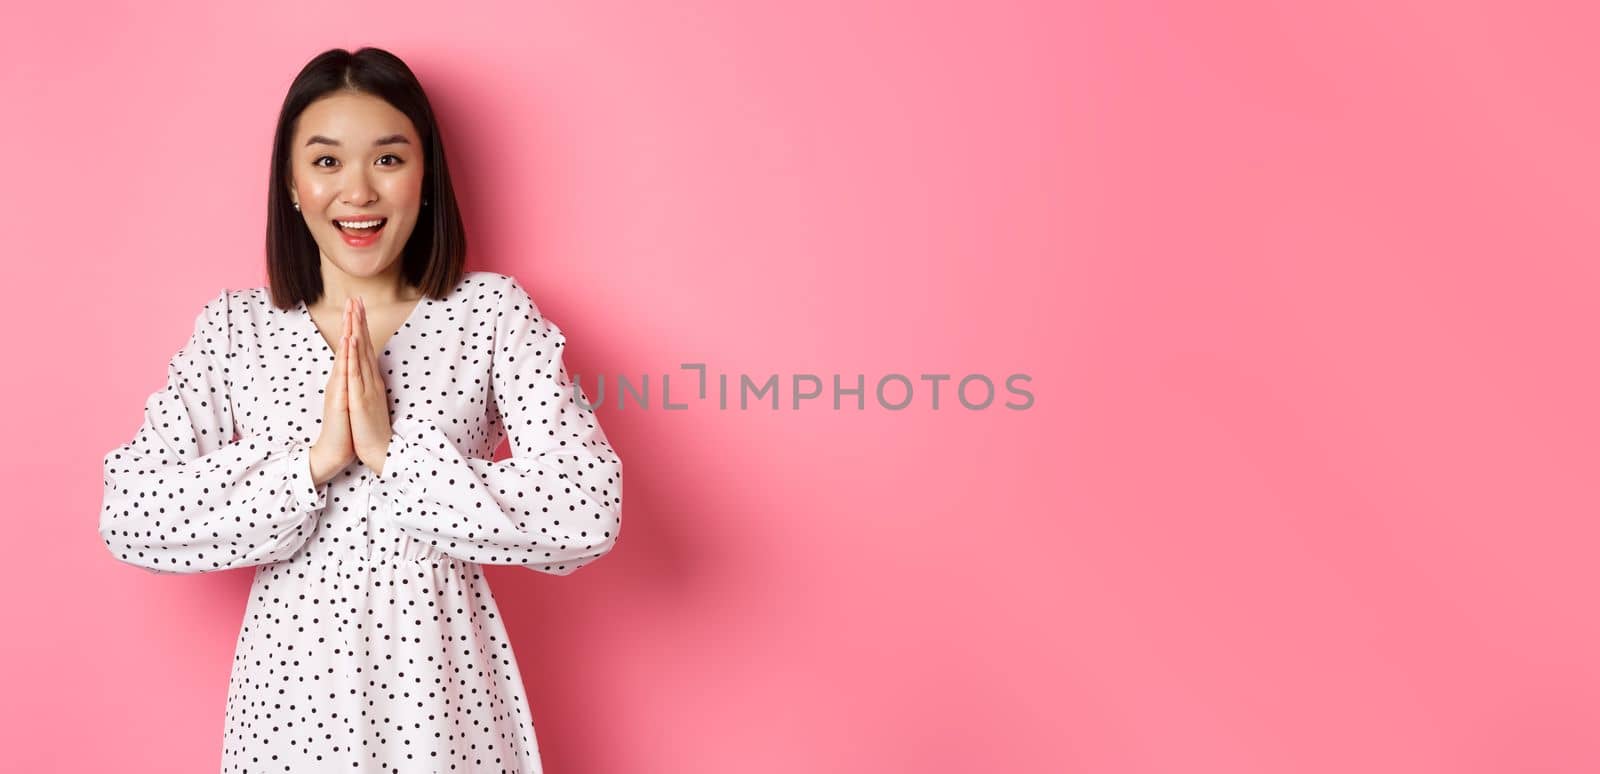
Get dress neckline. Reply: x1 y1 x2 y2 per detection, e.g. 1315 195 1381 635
296 289 433 361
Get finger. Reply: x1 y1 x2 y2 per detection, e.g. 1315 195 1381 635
350 298 363 387
334 333 350 407
340 298 360 403
358 311 376 393
356 299 376 393
347 328 363 401
357 305 378 392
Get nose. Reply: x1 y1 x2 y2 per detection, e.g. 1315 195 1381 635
340 167 378 208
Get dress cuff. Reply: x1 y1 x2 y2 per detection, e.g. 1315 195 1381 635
373 419 421 490
288 441 328 512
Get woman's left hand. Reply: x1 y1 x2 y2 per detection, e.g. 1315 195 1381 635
346 297 394 474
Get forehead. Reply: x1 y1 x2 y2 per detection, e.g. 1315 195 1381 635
292 91 418 143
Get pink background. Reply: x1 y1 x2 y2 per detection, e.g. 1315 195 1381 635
2 1 1596 772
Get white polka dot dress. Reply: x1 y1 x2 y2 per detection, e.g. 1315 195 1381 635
98 270 623 772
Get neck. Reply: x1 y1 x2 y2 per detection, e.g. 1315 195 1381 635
314 256 419 307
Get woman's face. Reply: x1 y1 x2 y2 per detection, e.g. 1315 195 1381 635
288 90 425 281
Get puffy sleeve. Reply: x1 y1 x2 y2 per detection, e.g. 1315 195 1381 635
98 289 330 575
369 275 624 575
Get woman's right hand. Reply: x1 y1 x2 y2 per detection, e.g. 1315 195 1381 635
309 299 358 485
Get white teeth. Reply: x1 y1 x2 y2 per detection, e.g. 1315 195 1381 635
337 219 383 229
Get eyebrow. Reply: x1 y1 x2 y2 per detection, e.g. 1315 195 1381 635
304 134 412 147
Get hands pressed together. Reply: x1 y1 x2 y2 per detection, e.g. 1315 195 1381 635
308 297 395 485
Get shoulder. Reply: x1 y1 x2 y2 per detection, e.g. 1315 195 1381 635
462 271 543 314
192 287 239 331
204 285 275 313
219 285 281 326
468 272 565 343
181 287 241 357
461 270 523 296
449 270 521 307
192 287 289 350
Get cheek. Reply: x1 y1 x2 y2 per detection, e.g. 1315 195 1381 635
298 179 338 206
381 172 424 204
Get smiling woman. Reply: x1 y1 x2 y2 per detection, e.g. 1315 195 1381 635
98 47 622 774
266 47 466 307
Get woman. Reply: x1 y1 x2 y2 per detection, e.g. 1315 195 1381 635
98 47 623 772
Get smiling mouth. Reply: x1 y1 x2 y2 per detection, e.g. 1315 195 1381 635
334 218 387 236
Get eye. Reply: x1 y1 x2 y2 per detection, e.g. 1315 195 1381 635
376 154 404 167
312 156 338 169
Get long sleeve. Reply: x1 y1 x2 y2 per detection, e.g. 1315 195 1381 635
98 289 331 575
369 276 623 575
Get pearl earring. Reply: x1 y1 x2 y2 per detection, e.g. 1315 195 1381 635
293 201 300 212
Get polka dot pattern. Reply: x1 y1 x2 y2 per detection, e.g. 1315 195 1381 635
98 271 623 771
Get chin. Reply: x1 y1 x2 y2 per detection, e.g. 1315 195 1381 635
321 250 398 277
349 256 402 275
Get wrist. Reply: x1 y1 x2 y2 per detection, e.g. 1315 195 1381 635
307 443 341 486
361 439 391 476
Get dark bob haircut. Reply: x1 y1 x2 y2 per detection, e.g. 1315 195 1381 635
265 47 466 309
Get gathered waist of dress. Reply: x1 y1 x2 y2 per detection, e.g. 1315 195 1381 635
282 552 471 572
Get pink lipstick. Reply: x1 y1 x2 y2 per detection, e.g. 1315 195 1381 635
333 216 387 248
